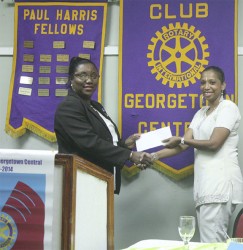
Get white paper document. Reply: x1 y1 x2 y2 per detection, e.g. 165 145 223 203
136 126 172 151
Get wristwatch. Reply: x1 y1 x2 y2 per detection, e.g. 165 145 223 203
180 137 185 145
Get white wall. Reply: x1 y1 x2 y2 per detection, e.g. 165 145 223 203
0 1 243 250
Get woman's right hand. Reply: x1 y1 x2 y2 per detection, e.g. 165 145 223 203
130 151 152 169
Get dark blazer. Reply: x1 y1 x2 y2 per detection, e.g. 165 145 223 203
54 88 131 194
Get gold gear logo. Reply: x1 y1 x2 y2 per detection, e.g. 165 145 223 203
147 22 209 88
0 212 18 250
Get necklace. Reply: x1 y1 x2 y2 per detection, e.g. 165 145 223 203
206 100 222 116
207 95 224 113
207 106 217 112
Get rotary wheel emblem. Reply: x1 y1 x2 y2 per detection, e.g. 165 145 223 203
147 22 209 88
0 212 18 250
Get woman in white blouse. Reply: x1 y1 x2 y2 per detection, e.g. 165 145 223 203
151 66 243 243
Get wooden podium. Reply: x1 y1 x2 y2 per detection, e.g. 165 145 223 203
55 154 114 250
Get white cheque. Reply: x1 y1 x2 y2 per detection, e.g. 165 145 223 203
136 126 172 151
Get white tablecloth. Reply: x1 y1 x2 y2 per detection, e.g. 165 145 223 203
122 239 227 250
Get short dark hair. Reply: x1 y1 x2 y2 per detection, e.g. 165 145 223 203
68 57 98 77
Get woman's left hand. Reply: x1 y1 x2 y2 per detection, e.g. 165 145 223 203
125 133 141 149
163 136 181 148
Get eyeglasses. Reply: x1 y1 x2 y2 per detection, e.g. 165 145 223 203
74 72 99 81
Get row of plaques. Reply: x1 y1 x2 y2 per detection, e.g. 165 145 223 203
18 87 68 97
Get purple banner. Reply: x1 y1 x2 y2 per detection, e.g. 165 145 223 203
15 0 108 2
6 2 107 142
15 0 108 1
119 0 237 178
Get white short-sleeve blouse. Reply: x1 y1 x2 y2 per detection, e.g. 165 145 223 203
189 100 243 207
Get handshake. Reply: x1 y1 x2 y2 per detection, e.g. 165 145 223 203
125 132 183 170
128 134 184 169
129 151 159 170
125 133 160 170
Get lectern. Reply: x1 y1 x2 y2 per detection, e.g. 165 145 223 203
55 154 114 250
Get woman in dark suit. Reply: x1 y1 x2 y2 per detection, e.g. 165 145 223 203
54 57 151 194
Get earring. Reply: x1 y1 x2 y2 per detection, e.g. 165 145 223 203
71 83 75 92
220 90 224 101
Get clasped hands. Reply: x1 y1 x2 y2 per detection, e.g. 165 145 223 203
126 133 181 170
133 136 181 169
130 151 153 170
